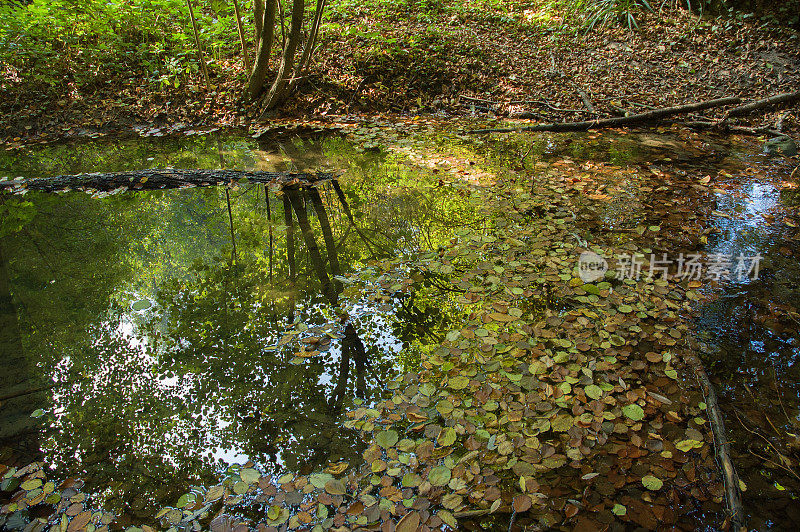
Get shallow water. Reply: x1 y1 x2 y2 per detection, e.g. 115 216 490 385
0 127 798 530
0 132 487 525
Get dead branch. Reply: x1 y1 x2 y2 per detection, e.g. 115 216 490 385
508 100 587 113
467 97 742 134
725 90 800 118
694 365 747 532
0 169 337 193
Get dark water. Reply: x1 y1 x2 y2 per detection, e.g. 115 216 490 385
0 133 487 525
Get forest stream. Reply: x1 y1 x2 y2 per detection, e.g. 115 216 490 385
0 125 798 531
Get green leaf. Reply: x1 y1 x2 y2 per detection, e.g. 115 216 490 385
428 466 451 486
641 474 663 491
376 430 399 449
240 468 260 484
622 403 644 421
438 427 457 446
612 503 627 515
449 375 469 390
584 384 602 400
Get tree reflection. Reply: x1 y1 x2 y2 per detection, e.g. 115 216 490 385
0 170 482 520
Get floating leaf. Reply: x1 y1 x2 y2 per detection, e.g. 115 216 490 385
584 384 602 400
512 495 532 513
551 414 574 432
622 403 644 421
324 479 346 496
376 429 399 449
402 473 422 488
428 466 451 486
449 375 469 390
438 427 457 447
396 511 421 532
240 468 259 484
20 479 42 491
641 475 663 490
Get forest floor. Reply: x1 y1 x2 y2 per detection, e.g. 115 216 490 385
1 7 799 148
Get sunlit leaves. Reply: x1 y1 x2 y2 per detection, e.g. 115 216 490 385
622 403 645 421
641 475 664 491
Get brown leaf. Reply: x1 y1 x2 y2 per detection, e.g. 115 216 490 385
512 494 532 513
67 511 92 532
396 510 421 532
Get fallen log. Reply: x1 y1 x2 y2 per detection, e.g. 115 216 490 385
0 169 338 193
467 96 742 134
725 90 800 118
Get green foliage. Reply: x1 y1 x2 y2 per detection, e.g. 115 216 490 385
566 0 654 31
0 0 241 92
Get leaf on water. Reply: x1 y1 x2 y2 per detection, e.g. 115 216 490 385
622 403 644 421
584 384 603 400
438 427 457 447
442 493 463 510
402 473 422 488
551 414 574 432
449 375 469 390
512 494 532 513
618 304 633 313
439 509 457 528
267 505 281 521
325 461 349 475
20 479 42 491
396 511 421 532
436 399 454 415
428 466 451 487
131 299 151 311
324 479 346 496
205 484 225 502
309 473 334 489
641 475 663 491
176 493 195 508
376 430 399 449
240 468 259 485
675 439 703 452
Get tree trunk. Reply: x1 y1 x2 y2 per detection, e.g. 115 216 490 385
725 90 800 118
260 0 305 112
232 0 250 73
247 0 277 100
254 0 264 44
186 0 211 89
287 0 326 95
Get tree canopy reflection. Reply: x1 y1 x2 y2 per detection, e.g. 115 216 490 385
0 160 485 519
